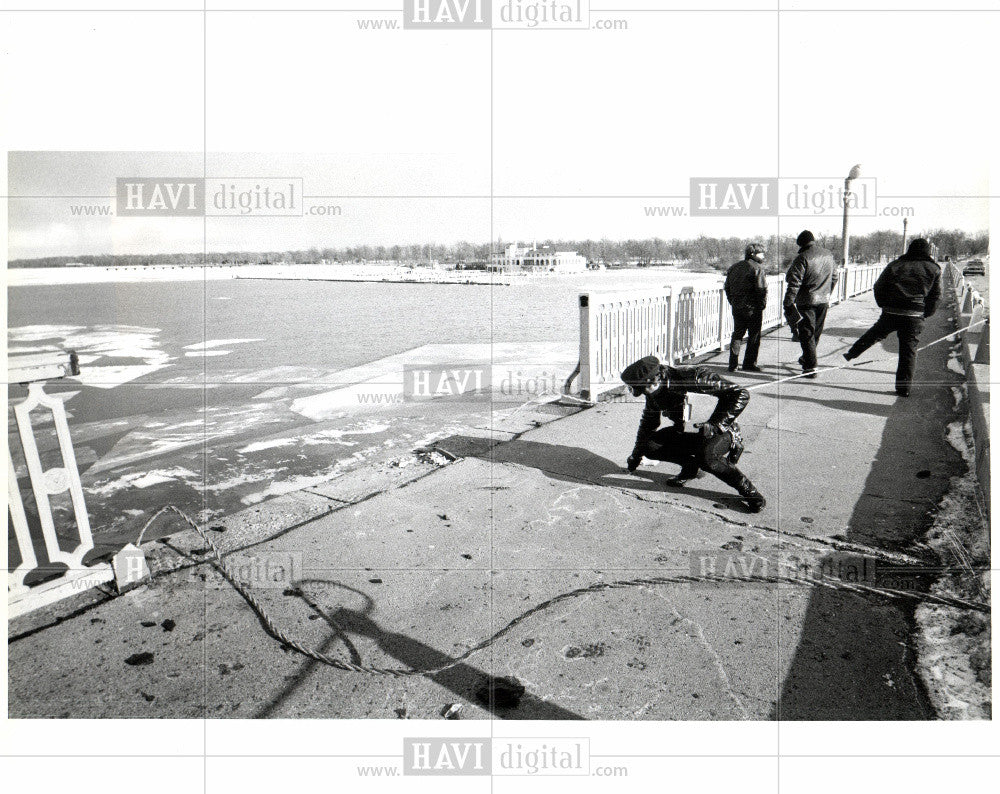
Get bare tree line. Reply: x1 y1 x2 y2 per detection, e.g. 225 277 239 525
9 229 988 270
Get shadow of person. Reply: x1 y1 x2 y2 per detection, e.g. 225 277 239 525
729 369 776 381
769 298 965 721
328 605 584 720
765 393 893 419
770 582 932 720
253 581 371 718
433 434 751 511
779 381 895 398
253 578 584 720
820 325 867 338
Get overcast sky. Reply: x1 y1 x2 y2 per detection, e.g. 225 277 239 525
6 150 989 261
4 8 995 261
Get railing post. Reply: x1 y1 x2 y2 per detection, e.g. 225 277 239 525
948 269 990 512
974 319 989 364
13 382 96 572
665 287 674 365
8 449 38 599
968 303 984 334
7 351 112 617
718 286 727 352
579 293 592 400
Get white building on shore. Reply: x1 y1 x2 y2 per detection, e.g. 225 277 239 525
491 242 587 273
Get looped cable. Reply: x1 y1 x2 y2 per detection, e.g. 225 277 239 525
135 504 989 677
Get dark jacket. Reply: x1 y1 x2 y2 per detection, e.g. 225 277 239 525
725 259 768 311
784 243 839 308
630 365 749 457
873 252 942 317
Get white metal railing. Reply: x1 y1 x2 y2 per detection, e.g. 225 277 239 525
947 261 987 316
945 261 990 508
7 350 113 617
577 264 884 398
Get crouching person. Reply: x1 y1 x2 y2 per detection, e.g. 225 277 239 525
620 355 766 512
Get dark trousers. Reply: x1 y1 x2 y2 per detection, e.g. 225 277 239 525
643 426 748 491
797 304 829 370
729 306 763 368
846 312 924 392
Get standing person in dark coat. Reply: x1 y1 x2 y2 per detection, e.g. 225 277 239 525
784 230 839 378
843 238 942 397
724 243 769 372
620 355 766 512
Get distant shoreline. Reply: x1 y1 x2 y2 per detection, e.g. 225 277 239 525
6 263 717 288
6 264 527 287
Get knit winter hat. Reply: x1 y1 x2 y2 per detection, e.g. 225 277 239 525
905 238 933 259
621 356 661 395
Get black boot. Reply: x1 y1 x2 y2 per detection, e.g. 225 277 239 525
736 476 766 512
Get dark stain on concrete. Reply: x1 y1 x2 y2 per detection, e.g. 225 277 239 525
124 651 154 666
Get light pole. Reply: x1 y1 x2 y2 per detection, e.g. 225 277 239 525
841 164 862 265
902 217 909 255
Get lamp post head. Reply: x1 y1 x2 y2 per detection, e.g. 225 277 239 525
846 164 862 182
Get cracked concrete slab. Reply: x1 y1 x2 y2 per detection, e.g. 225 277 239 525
488 570 784 720
8 289 974 720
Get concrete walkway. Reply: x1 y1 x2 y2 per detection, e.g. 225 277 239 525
8 290 968 720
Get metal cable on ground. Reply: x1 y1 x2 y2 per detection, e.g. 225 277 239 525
538 468 939 568
744 318 987 392
135 505 989 678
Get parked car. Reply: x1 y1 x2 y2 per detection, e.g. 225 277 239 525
963 259 986 276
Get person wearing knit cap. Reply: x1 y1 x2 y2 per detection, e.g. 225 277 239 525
724 243 769 372
784 230 838 378
619 355 765 512
843 238 941 397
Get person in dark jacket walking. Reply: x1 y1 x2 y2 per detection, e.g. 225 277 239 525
620 355 766 512
724 243 768 372
843 238 941 397
784 230 839 377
